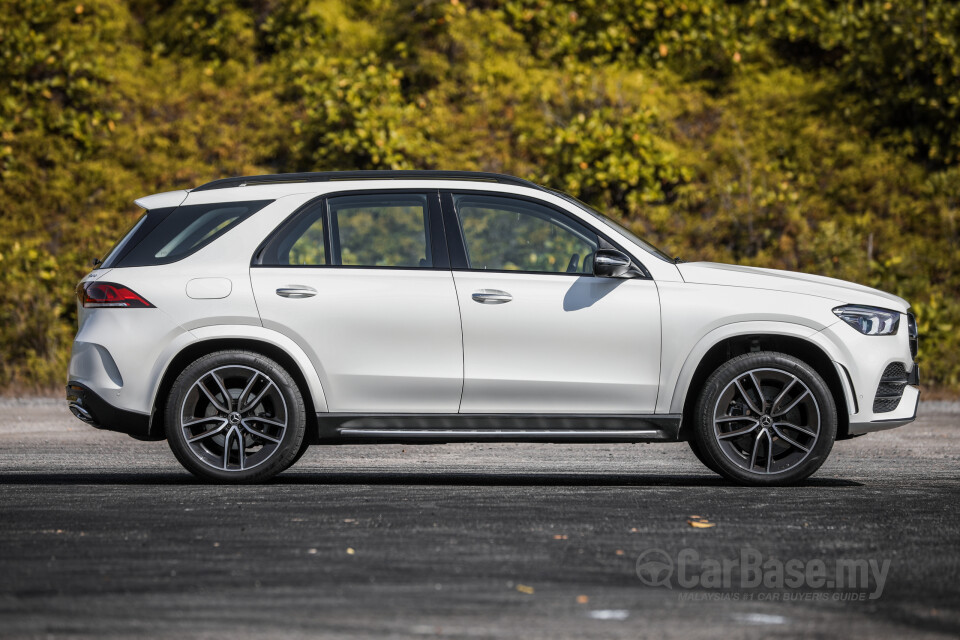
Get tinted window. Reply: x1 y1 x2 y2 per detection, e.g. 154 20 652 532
330 194 431 268
99 211 148 268
117 200 272 267
454 194 599 274
260 202 328 266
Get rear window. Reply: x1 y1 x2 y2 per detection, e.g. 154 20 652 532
104 200 272 268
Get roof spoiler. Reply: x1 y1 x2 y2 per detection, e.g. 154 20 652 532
134 189 189 210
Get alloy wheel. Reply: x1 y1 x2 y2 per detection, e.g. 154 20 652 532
712 367 821 475
179 365 288 472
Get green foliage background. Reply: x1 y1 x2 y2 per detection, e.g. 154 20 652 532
1 0 958 392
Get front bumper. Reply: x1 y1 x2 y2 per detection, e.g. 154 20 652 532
847 384 920 435
66 382 161 441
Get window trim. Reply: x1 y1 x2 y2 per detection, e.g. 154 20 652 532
440 190 651 279
252 189 450 271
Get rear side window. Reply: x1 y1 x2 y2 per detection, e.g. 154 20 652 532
259 193 433 268
330 194 431 268
113 200 272 268
259 201 328 266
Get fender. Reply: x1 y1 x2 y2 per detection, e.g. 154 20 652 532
662 320 853 416
149 324 329 413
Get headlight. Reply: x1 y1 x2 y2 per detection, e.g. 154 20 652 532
832 305 900 336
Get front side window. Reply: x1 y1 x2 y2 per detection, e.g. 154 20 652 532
453 194 599 274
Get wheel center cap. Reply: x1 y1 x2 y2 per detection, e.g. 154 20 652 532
760 415 773 428
228 412 242 425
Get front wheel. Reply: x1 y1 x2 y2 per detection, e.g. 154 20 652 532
165 350 306 483
691 352 837 486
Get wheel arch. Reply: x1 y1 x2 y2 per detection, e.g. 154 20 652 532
149 331 328 443
673 329 852 441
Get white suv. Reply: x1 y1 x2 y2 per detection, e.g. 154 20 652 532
66 171 919 485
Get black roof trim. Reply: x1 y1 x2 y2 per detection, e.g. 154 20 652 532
193 170 544 192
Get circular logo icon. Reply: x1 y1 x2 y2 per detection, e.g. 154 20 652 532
760 414 773 428
635 549 674 588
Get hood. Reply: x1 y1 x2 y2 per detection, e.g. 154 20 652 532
676 262 909 312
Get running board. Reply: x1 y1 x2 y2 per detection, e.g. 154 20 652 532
337 428 670 443
317 414 682 444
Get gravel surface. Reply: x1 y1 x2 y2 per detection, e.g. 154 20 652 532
0 400 957 639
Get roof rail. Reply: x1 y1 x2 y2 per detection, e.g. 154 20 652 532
192 170 543 192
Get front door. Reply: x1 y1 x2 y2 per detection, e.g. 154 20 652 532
251 191 463 413
446 192 661 414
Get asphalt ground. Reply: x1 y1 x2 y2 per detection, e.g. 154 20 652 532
0 399 958 639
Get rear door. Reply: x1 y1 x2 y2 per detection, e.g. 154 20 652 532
444 191 661 414
251 190 463 413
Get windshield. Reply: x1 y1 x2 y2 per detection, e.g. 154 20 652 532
548 190 674 263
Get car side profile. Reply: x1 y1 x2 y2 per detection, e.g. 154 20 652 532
66 170 919 485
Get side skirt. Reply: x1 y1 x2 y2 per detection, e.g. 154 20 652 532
316 413 682 444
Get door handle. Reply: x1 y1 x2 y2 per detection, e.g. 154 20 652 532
276 285 317 299
471 289 512 304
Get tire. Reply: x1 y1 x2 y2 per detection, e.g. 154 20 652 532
687 437 722 476
289 438 312 467
165 350 306 483
691 351 837 486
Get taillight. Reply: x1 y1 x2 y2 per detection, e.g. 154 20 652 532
78 281 155 308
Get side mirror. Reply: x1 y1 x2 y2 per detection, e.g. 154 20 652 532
593 249 633 278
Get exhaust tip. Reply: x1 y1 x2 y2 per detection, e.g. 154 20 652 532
68 401 95 424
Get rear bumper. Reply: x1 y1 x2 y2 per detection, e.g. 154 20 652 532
66 382 161 441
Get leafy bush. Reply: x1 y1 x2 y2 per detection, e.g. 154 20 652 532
0 0 957 393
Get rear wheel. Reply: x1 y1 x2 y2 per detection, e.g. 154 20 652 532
691 352 837 486
165 350 306 483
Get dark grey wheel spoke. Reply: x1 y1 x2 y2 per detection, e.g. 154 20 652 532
209 372 233 412
773 426 811 452
713 367 820 475
772 389 809 417
222 426 243 470
183 416 224 429
764 430 774 473
180 365 288 473
198 380 230 414
774 420 817 438
240 379 275 413
245 415 285 429
734 378 764 415
187 418 228 443
241 419 282 444
748 431 762 470
770 378 796 415
238 373 259 413
717 420 760 440
747 372 767 413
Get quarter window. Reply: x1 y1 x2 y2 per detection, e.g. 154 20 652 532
453 194 599 274
117 200 272 268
